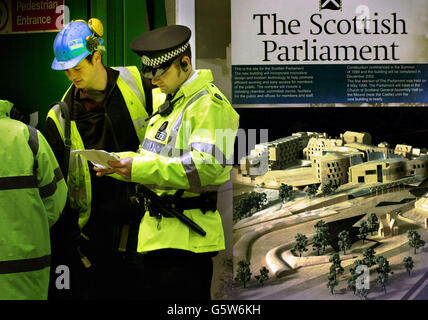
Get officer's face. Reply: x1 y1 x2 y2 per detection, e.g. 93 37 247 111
64 56 98 90
151 59 187 94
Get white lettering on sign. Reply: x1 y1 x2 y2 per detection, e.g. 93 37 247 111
16 15 51 25
16 1 58 12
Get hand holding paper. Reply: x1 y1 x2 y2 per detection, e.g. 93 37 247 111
72 149 120 169
92 156 134 180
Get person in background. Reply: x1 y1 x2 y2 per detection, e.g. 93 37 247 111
0 99 67 300
95 25 239 300
43 18 152 299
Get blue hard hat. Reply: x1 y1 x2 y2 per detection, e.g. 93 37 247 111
51 21 104 71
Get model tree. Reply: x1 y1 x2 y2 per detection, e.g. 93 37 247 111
249 192 267 211
321 181 334 196
358 220 369 244
314 220 330 254
307 184 318 198
375 255 392 294
294 233 308 257
254 266 270 286
327 253 344 295
329 253 344 276
407 230 426 254
403 256 414 276
347 271 358 296
348 259 364 296
279 183 294 203
362 247 377 268
327 270 338 295
233 192 267 222
337 230 352 255
366 213 379 235
233 200 249 222
312 233 323 256
235 260 252 288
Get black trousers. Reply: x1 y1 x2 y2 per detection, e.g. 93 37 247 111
50 217 215 300
134 249 216 300
48 208 145 300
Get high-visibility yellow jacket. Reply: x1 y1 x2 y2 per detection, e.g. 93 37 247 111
114 69 239 253
0 100 67 300
46 66 149 229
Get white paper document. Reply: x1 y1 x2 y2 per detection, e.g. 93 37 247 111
72 149 120 169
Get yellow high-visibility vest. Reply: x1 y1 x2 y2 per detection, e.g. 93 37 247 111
47 66 148 228
114 70 239 253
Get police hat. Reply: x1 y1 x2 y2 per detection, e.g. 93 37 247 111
130 25 191 79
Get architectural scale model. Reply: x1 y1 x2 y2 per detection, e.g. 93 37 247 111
233 131 428 300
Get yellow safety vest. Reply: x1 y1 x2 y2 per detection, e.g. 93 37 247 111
0 100 67 299
47 66 148 228
115 70 239 253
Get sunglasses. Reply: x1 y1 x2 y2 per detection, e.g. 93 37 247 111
140 61 174 79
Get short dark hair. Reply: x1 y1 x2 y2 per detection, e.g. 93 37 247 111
85 51 104 65
85 53 94 64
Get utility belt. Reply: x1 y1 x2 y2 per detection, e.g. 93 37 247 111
131 185 218 237
147 190 218 217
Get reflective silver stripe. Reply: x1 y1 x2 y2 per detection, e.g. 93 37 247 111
133 117 148 133
191 142 228 168
140 90 213 188
168 90 208 189
172 90 209 131
141 90 210 156
167 90 209 151
114 67 145 105
39 167 64 198
0 254 51 274
50 104 66 135
141 140 201 187
142 139 230 167
180 151 201 188
141 138 165 154
70 189 87 200
68 152 86 172
115 67 147 136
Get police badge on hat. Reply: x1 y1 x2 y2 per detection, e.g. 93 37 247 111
155 121 169 141
130 25 191 79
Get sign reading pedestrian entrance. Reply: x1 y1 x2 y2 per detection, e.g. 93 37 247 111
0 0 66 34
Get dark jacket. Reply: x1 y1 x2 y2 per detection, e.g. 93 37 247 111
43 66 152 256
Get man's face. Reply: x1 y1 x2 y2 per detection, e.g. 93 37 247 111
151 60 187 94
64 57 98 90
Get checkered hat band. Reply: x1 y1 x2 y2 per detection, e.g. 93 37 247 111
141 42 189 67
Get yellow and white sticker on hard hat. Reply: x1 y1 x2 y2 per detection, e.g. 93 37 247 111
68 38 84 50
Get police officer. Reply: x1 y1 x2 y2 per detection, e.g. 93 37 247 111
43 19 152 299
95 25 239 300
0 100 67 300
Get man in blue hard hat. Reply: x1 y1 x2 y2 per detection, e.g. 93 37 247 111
43 19 152 299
